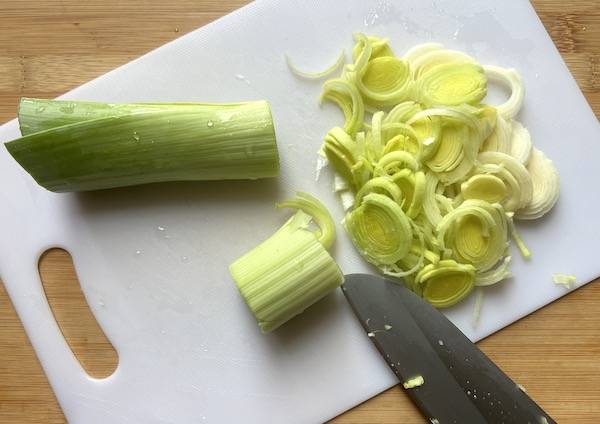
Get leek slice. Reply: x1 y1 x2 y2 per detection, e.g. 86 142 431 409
437 200 508 272
417 62 487 107
320 78 364 135
229 193 343 333
285 49 346 80
415 259 476 308
484 65 524 119
353 35 394 60
461 174 507 204
478 151 533 211
345 193 412 266
357 56 413 107
515 149 560 220
480 114 512 154
7 100 279 192
409 48 476 80
385 101 422 124
475 256 512 286
402 42 443 64
509 120 533 165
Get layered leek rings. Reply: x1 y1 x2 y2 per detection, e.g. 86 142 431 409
344 193 412 266
306 34 560 309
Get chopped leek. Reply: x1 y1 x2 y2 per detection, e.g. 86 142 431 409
552 273 576 289
403 375 425 389
509 120 533 165
290 34 559 310
416 260 476 308
229 192 343 333
515 149 560 220
7 98 279 192
285 49 346 80
344 193 412 266
484 65 524 120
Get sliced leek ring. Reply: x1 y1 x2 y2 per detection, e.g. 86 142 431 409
461 174 507 204
345 193 413 265
481 114 512 154
484 65 524 119
509 120 533 165
417 62 487 107
515 148 560 220
285 49 346 80
277 192 336 249
437 199 508 272
415 259 476 308
357 56 413 106
320 78 364 135
478 151 533 211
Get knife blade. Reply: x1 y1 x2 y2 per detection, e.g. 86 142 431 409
342 273 555 424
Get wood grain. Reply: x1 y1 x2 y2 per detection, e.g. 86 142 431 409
0 1 599 423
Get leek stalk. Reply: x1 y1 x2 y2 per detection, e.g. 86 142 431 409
7 98 279 192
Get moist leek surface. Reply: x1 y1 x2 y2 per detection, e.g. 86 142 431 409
305 34 560 309
7 99 279 192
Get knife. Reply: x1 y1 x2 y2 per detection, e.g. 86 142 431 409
342 273 556 424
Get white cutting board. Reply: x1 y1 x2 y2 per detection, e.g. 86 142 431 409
1 1 599 423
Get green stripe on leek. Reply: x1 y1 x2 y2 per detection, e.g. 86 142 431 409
7 99 279 192
229 192 343 333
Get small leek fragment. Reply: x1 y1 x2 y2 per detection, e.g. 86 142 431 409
416 260 476 308
552 273 576 289
344 193 412 266
483 65 525 120
509 120 533 165
515 149 560 220
471 288 484 327
7 98 279 192
403 375 425 389
285 49 346 80
229 192 343 333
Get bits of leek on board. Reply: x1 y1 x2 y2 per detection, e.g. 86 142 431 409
229 192 343 333
553 274 577 289
287 34 559 313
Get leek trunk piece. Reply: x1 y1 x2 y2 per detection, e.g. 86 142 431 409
229 193 343 333
7 98 279 192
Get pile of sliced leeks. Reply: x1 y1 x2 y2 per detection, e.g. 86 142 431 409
291 34 559 309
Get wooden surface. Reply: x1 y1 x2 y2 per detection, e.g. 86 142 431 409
0 0 599 422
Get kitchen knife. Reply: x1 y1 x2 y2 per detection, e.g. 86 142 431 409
342 273 555 424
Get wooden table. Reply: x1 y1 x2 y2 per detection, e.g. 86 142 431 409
1 1 599 422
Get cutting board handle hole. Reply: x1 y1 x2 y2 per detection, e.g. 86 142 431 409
38 248 118 379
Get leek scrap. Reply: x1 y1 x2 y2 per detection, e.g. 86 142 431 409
552 274 577 289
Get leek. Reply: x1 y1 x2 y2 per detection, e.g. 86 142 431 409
229 192 343 333
515 149 560 220
289 34 560 311
552 273 576 289
7 98 279 192
285 49 346 80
